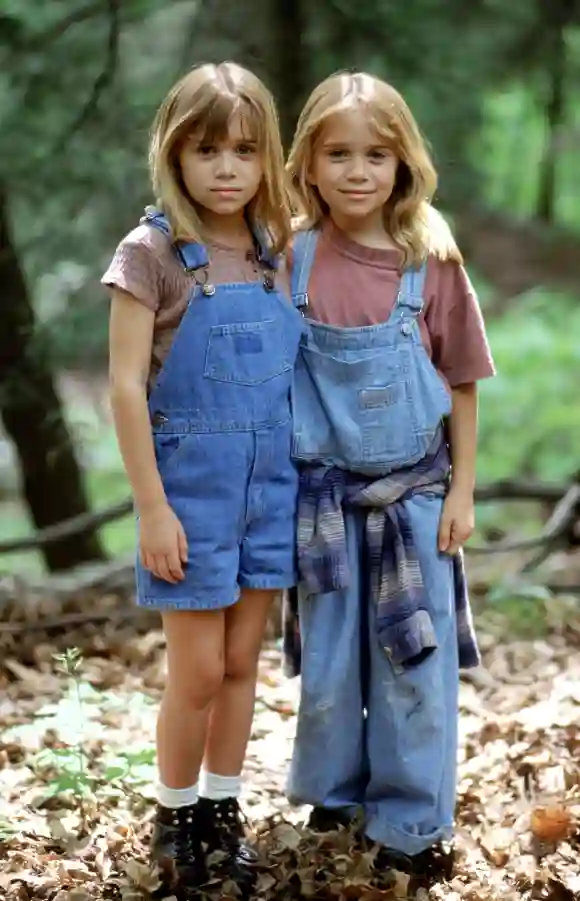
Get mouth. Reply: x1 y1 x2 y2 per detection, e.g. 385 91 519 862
339 190 374 196
211 188 243 194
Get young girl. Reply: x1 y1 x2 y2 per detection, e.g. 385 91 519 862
283 71 495 881
103 62 303 895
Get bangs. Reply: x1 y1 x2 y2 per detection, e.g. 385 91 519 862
287 69 444 265
149 61 290 254
365 103 399 147
183 91 262 147
327 97 400 151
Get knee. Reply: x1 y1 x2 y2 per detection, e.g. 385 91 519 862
168 661 225 710
224 642 260 681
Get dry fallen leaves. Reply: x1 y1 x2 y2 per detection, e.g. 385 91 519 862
0 606 579 900
530 805 574 844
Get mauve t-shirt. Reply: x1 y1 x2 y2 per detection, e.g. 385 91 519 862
101 223 290 386
102 218 495 390
300 219 495 388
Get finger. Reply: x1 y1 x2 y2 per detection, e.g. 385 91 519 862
155 555 176 584
447 537 462 555
438 517 452 553
142 551 155 573
148 554 162 579
447 521 472 555
178 527 188 565
167 548 184 581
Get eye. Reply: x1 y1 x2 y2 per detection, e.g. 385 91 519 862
369 148 392 161
197 144 216 156
327 149 348 160
236 143 256 156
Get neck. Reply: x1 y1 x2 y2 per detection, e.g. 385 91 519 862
199 210 254 249
329 209 397 250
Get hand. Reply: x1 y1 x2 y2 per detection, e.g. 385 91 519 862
438 487 475 555
139 502 188 583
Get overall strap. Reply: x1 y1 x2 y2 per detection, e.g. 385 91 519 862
396 261 428 313
290 229 319 310
140 206 210 271
251 225 279 271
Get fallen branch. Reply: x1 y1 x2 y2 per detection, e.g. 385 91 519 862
474 479 565 502
0 607 142 635
0 479 570 556
0 497 132 553
466 484 580 555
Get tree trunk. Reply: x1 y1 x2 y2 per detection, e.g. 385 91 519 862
535 0 572 222
265 0 307 149
0 186 106 571
193 0 307 151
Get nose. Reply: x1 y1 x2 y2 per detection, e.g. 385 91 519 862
346 154 367 181
214 150 236 178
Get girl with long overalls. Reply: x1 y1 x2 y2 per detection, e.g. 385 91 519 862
103 62 303 895
283 71 495 880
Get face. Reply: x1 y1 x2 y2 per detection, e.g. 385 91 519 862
178 111 262 220
309 106 398 228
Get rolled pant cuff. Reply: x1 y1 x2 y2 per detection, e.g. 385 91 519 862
364 819 453 856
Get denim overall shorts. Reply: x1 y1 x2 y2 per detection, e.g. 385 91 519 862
135 210 305 610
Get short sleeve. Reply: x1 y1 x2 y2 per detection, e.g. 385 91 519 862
425 259 496 387
101 227 164 312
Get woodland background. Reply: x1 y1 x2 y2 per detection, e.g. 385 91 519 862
1 3 580 900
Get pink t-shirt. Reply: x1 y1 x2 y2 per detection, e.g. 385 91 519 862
300 219 495 388
101 223 290 385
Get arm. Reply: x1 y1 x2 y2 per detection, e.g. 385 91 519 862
449 382 478 494
109 290 187 582
109 290 166 513
438 382 477 554
425 258 495 554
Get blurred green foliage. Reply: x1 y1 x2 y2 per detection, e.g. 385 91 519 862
1 0 580 577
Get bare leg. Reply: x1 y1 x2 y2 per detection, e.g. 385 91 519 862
157 609 225 788
203 589 276 776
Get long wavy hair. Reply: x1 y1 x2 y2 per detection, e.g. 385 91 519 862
287 71 462 265
149 62 291 255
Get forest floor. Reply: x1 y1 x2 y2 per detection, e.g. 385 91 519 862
1 599 580 901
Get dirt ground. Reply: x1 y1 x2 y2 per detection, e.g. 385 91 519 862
1 603 580 901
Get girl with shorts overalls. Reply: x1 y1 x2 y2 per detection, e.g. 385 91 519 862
283 71 495 881
103 62 303 896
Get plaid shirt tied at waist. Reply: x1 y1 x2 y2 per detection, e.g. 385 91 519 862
283 436 480 678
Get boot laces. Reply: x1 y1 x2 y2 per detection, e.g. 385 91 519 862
212 797 246 848
171 805 198 865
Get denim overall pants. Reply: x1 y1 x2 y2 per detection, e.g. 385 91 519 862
288 230 460 855
135 210 304 610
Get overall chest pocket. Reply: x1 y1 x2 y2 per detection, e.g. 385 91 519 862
204 319 291 386
293 343 421 470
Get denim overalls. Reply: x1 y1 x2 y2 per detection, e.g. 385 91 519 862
288 229 460 856
135 210 304 610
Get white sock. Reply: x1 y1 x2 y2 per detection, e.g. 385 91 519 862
156 781 199 809
199 770 242 800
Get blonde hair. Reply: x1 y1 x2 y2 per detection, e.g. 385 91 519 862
149 62 290 255
287 71 462 266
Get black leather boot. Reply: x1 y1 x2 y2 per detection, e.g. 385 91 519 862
374 840 455 883
307 805 358 832
150 803 207 895
195 797 258 895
